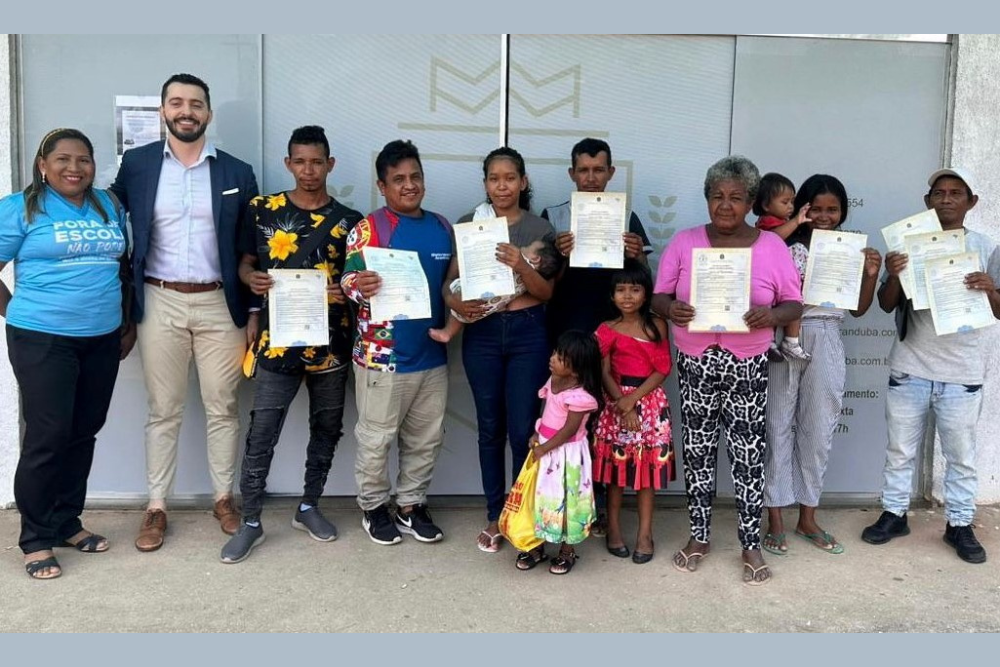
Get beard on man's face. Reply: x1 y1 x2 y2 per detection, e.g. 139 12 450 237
165 116 208 143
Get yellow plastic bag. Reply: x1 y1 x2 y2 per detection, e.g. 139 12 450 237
242 343 258 379
498 452 544 552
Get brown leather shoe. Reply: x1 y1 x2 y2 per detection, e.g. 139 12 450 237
213 496 240 535
135 509 167 552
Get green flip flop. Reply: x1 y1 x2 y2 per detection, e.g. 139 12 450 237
762 532 788 556
795 530 844 554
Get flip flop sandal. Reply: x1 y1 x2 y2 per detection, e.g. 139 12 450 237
672 548 708 573
795 530 844 554
25 556 62 580
743 562 772 586
515 547 548 571
62 533 109 553
762 532 788 556
477 530 503 554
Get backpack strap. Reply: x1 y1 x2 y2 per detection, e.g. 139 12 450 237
894 298 911 342
370 206 396 248
104 188 126 223
431 211 453 235
370 206 451 249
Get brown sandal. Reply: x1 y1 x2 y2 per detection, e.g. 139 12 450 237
515 546 548 571
549 548 578 575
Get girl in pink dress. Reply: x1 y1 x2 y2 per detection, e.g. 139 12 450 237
593 262 674 564
516 330 603 575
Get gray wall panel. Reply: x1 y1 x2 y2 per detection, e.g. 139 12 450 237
256 34 505 496
731 35 949 495
507 35 737 495
12 35 949 500
19 35 262 497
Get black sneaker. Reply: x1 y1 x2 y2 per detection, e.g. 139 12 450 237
944 524 987 564
362 505 402 546
292 506 338 542
395 504 444 543
861 511 910 545
220 522 265 564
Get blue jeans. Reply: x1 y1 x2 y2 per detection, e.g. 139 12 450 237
240 366 347 521
883 370 981 526
462 305 550 522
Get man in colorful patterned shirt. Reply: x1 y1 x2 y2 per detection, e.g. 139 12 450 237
341 140 453 546
221 126 363 563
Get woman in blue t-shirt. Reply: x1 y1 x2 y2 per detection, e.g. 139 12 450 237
0 128 133 580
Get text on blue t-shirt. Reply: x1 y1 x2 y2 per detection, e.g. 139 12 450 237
0 189 127 337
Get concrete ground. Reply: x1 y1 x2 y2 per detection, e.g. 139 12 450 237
2 503 999 632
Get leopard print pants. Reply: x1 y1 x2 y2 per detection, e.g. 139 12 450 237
677 348 768 551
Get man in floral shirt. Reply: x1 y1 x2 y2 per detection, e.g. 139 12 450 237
341 140 453 546
221 126 362 564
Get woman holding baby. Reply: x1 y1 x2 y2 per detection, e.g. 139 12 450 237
441 146 560 554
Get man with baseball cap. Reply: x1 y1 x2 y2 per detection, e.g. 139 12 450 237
863 167 1000 564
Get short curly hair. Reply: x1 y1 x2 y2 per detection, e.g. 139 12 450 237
703 155 760 202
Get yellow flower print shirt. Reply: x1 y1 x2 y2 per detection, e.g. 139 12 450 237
242 193 364 375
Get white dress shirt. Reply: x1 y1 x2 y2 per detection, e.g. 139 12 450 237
146 142 223 283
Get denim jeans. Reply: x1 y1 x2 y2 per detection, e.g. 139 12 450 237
462 304 550 522
240 366 348 521
6 325 121 553
883 370 981 526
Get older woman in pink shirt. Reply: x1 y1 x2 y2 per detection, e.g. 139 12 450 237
652 155 802 586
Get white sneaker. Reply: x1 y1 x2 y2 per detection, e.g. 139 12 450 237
779 339 811 361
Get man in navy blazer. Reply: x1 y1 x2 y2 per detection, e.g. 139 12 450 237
110 73 258 552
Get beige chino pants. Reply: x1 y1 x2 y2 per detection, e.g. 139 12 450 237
353 365 448 511
137 284 245 500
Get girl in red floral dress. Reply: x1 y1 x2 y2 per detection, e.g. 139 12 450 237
593 261 674 564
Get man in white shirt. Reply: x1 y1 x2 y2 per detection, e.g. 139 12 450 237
110 73 259 552
864 167 1000 564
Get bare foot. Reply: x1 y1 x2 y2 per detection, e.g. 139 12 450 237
477 520 502 552
763 531 788 554
63 529 109 552
742 548 771 586
549 545 578 574
796 509 843 553
24 550 62 580
764 508 788 555
672 538 710 572
795 526 843 553
428 328 452 344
